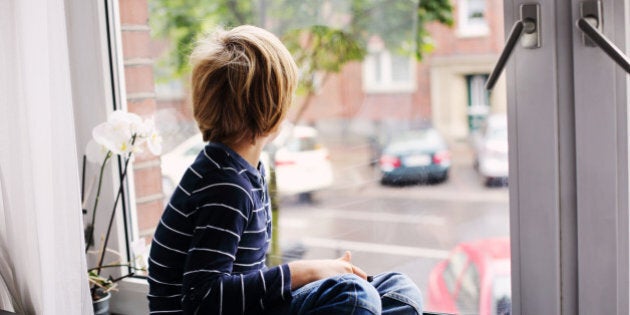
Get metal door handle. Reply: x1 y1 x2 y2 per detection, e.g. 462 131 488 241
486 4 541 91
576 17 630 74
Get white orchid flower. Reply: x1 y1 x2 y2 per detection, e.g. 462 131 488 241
92 110 143 155
92 122 134 155
90 110 161 157
109 110 143 135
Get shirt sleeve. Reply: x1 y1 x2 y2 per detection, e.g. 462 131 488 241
181 181 292 314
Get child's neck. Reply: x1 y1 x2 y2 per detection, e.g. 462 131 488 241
229 137 266 168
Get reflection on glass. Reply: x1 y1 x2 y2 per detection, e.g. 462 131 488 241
126 0 510 313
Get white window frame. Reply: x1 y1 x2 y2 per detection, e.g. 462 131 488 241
362 48 416 93
64 0 630 314
457 0 490 38
571 0 629 313
504 1 629 314
66 0 148 313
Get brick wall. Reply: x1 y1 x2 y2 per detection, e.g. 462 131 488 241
295 0 504 127
118 0 163 240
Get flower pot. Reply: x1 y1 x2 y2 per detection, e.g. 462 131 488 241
92 291 111 315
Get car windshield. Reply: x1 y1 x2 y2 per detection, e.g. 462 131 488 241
385 130 443 153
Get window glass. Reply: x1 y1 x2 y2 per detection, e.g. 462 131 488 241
458 0 489 37
391 54 412 83
364 50 415 92
119 1 510 314
467 0 486 24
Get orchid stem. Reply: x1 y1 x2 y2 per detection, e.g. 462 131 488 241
88 263 145 272
86 152 112 252
95 135 137 275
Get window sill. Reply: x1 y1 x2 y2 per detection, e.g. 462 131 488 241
109 277 149 314
363 84 416 94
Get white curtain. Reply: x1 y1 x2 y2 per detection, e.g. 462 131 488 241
0 0 93 314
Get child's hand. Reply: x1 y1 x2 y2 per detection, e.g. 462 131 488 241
288 251 368 290
337 251 368 280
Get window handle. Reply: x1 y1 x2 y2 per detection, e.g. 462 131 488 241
486 4 541 91
576 18 630 74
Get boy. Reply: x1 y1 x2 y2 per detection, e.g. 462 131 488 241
148 25 423 314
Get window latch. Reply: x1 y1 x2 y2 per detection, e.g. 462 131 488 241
577 1 630 74
485 3 541 91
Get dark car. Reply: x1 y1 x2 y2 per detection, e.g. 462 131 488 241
378 128 451 185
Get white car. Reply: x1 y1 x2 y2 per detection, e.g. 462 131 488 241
160 125 334 202
270 125 334 196
472 114 509 186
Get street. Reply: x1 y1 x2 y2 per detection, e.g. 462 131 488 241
275 138 510 298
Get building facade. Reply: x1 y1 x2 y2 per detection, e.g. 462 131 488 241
294 0 506 141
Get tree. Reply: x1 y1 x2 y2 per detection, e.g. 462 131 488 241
150 0 453 122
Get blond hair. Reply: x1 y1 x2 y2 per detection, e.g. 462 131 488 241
190 25 298 145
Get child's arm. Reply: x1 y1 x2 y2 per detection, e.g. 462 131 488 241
181 184 291 314
288 251 368 290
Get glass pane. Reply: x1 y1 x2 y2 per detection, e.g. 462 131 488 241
121 1 510 314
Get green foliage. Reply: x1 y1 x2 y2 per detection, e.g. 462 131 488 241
149 0 453 89
284 25 365 93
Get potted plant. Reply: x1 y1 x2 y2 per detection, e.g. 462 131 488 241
82 110 161 313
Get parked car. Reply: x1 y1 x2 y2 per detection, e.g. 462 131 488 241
378 128 451 185
427 238 511 315
160 125 333 203
160 133 206 198
269 125 334 197
472 114 509 186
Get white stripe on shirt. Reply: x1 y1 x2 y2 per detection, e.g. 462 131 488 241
148 293 182 298
149 256 172 268
279 266 285 300
183 269 224 276
188 247 236 260
148 275 183 287
168 202 188 218
243 226 266 234
189 166 203 178
204 150 221 168
193 183 254 206
237 246 259 251
219 280 223 315
149 310 182 314
160 218 193 237
178 184 191 196
241 274 245 314
259 269 267 293
153 237 187 255
234 258 265 267
198 202 248 220
195 224 241 239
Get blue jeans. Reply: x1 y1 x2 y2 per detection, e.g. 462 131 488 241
272 272 423 314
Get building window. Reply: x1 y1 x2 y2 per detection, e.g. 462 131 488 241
362 49 416 93
466 74 490 132
458 0 489 37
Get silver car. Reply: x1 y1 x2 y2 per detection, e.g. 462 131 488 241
473 114 508 186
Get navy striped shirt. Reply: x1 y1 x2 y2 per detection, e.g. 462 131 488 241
148 142 291 314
